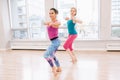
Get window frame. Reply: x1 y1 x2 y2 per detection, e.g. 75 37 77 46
111 0 120 39
8 0 46 40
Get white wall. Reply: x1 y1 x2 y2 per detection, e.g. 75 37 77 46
100 0 111 40
45 0 54 20
0 0 11 50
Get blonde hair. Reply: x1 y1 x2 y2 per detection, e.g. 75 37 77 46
71 7 77 16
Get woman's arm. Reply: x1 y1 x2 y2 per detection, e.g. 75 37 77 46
44 22 50 25
49 21 61 28
72 17 82 24
44 21 60 28
65 17 70 20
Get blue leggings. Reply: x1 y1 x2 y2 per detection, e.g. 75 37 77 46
44 38 61 67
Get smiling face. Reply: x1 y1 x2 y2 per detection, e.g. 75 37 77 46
70 7 77 16
49 8 58 20
49 10 57 19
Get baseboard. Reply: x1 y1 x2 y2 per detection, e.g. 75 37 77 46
0 48 8 51
107 50 120 52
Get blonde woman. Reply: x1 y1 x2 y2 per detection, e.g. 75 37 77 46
63 7 82 63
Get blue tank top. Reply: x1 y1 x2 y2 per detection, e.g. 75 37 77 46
67 20 77 34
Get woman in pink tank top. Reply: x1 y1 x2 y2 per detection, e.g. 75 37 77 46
43 8 61 76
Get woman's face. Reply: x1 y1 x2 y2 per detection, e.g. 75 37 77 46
49 10 57 19
71 8 76 16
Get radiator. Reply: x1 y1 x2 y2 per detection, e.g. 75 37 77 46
106 43 120 50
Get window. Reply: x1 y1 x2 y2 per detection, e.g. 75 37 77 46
55 0 99 40
9 0 46 40
111 0 120 38
55 0 76 39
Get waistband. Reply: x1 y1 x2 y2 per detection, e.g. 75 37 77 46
50 36 58 41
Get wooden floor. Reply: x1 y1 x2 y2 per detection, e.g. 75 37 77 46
0 50 120 80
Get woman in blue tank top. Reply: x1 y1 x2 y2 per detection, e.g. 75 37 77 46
63 7 82 64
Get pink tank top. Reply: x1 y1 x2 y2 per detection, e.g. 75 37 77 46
47 26 58 39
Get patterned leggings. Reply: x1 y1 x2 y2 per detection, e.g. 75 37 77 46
63 34 77 51
44 38 61 67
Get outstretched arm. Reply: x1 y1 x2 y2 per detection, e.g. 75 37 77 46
65 17 70 20
72 17 82 24
44 22 50 25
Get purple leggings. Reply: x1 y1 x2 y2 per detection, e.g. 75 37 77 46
63 34 77 51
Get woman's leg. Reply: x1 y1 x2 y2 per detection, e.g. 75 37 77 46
63 35 71 50
69 35 77 63
44 44 54 67
52 39 62 72
64 35 77 63
68 50 77 63
68 35 77 51
43 42 58 75
53 56 61 72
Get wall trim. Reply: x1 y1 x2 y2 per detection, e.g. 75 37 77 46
10 40 120 50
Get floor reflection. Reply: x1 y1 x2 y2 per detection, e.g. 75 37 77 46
0 50 120 80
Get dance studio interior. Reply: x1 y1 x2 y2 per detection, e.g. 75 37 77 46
0 0 120 80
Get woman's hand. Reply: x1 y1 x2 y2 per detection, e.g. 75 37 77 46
50 21 61 28
44 22 50 25
44 22 55 27
65 17 69 20
72 17 82 24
